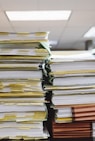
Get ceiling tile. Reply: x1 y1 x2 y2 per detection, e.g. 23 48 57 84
1 0 95 11
0 0 38 10
0 11 14 31
57 27 89 49
68 11 95 27
59 27 88 42
39 0 95 10
11 21 40 32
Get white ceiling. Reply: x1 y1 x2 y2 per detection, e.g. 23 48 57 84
0 0 95 50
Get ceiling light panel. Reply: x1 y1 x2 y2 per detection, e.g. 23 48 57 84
6 11 71 21
84 27 95 38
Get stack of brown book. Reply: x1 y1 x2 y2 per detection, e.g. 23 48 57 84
52 121 92 138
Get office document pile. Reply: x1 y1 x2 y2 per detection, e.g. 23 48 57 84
0 32 50 140
47 51 95 139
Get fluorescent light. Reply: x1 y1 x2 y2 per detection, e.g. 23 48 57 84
6 11 71 21
84 27 95 38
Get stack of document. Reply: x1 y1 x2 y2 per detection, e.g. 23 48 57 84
0 31 49 42
0 32 50 140
47 50 95 139
0 32 50 63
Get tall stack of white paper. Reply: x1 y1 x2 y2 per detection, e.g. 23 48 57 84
0 32 50 140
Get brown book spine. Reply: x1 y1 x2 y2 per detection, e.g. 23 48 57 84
75 116 95 121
